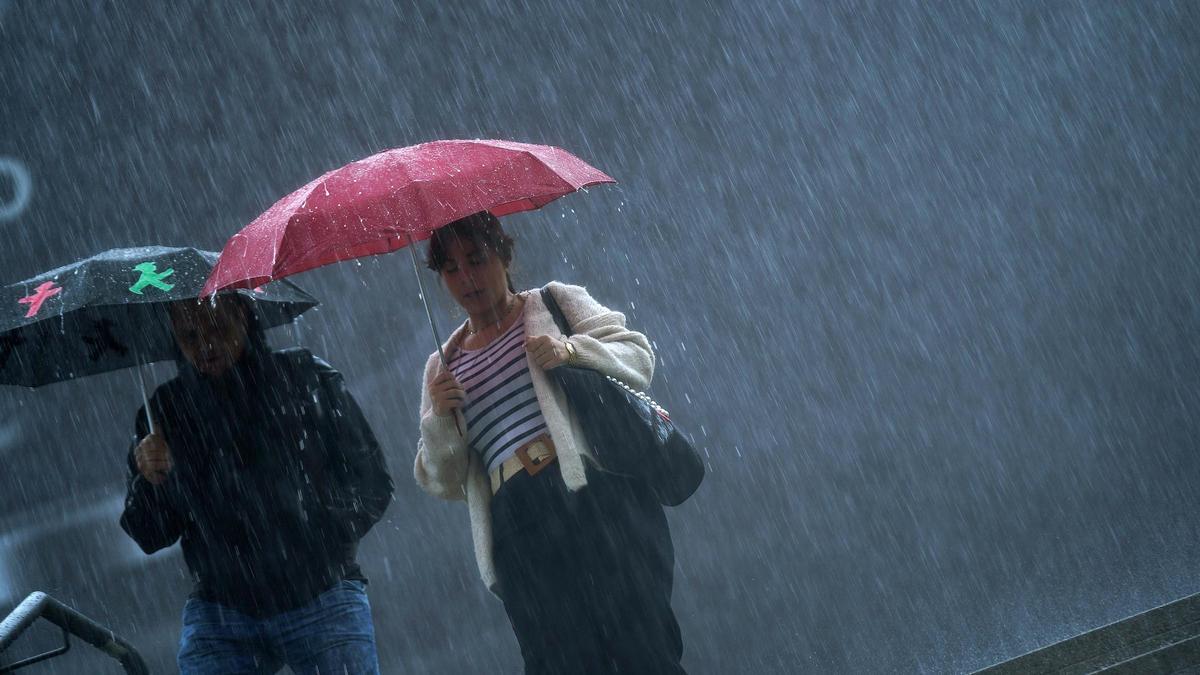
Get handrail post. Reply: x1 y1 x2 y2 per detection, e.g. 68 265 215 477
0 592 148 675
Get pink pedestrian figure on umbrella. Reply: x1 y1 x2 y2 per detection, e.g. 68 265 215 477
18 281 61 317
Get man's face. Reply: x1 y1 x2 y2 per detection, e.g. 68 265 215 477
168 297 249 378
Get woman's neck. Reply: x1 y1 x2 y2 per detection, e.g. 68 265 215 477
465 291 521 342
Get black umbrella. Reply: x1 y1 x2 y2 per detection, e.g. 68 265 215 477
0 246 318 392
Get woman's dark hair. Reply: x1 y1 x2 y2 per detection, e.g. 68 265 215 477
425 211 516 291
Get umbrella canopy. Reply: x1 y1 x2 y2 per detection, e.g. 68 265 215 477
0 246 317 387
202 139 614 295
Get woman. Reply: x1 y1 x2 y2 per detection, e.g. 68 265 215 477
414 211 686 673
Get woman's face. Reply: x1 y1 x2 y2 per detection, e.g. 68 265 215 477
438 237 510 315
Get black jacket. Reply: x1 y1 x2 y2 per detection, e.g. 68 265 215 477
119 346 393 617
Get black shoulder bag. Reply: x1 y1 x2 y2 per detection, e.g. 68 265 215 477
540 287 704 506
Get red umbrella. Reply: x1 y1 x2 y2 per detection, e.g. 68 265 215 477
203 138 614 367
202 139 613 295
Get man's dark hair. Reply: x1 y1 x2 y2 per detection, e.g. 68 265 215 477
234 295 269 352
166 293 269 366
425 211 516 286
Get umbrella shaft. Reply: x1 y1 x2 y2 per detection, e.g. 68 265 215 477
405 232 448 368
137 359 156 436
405 232 463 437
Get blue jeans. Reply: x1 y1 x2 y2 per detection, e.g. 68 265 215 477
178 579 380 675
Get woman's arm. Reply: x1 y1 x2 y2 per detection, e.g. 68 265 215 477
413 352 470 501
547 281 656 391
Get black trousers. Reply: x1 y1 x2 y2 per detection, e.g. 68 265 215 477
491 462 686 674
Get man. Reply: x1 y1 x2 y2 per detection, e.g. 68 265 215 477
120 294 393 674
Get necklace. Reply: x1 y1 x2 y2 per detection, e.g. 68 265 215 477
467 293 522 336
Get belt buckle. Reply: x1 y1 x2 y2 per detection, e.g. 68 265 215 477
516 440 554 477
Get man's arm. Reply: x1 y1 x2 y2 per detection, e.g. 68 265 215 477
118 406 184 554
311 357 394 541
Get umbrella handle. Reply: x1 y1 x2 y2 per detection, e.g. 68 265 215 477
454 409 467 438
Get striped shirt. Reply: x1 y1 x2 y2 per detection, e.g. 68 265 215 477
449 317 548 474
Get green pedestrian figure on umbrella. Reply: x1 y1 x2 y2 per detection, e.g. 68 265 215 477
129 262 175 294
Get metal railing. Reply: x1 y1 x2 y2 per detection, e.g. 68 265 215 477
974 590 1200 674
0 592 148 674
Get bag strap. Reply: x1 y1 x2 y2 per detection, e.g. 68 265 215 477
542 287 677 435
540 286 575 337
540 285 660 403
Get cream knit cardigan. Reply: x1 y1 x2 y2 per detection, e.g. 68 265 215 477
414 282 655 593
